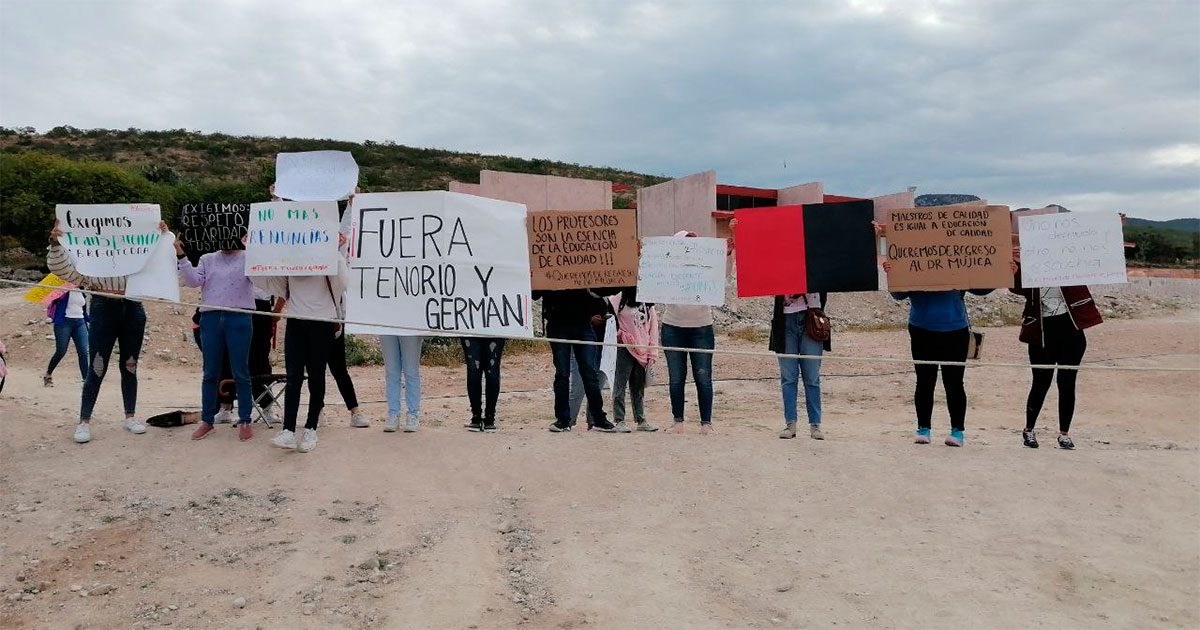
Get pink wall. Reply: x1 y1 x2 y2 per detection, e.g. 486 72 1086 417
477 170 611 212
870 189 917 223
776 182 823 206
636 171 718 237
448 181 481 195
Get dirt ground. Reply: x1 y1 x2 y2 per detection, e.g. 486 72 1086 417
0 286 1198 630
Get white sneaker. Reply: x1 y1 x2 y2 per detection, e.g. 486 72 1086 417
123 418 147 434
350 412 371 428
383 416 400 432
73 423 91 443
403 418 419 433
270 429 297 449
213 408 234 424
298 429 318 453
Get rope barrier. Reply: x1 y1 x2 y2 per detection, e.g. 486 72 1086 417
3 278 1198 373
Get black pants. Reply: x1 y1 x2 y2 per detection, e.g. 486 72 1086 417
909 325 969 431
283 320 336 431
461 337 506 420
1026 315 1087 433
327 332 359 410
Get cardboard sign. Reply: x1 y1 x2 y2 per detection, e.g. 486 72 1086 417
1019 212 1127 287
734 206 806 297
636 236 727 306
126 232 182 303
244 201 340 276
886 205 1013 291
802 200 879 293
527 209 639 290
273 151 359 201
55 204 162 278
180 203 250 259
23 273 72 304
344 191 533 337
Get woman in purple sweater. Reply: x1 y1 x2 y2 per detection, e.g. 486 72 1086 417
175 237 257 442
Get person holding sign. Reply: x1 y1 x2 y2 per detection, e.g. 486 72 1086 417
769 293 830 440
608 287 660 433
251 238 350 454
461 336 505 432
174 236 257 442
43 289 89 387
47 220 167 444
662 231 719 435
1010 250 1103 450
535 288 621 433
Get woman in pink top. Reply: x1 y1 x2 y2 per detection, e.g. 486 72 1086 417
609 287 660 433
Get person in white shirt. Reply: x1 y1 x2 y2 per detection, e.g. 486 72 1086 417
43 289 89 387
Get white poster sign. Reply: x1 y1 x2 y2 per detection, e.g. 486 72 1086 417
244 201 340 276
600 323 616 388
344 191 533 337
55 204 162 278
126 232 181 303
273 151 359 201
636 236 727 306
1019 212 1127 287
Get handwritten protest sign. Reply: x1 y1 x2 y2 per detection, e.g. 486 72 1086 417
636 236 727 306
527 210 639 290
244 201 340 276
886 205 1013 291
180 203 250 259
344 191 533 337
1018 212 1126 287
273 151 359 201
734 206 806 297
126 233 182 303
55 204 162 277
23 274 71 304
1010 206 1060 233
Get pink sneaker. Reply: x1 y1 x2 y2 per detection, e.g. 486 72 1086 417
191 423 215 440
238 423 253 441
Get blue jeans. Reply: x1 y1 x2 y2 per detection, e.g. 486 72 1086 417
661 324 714 424
48 318 89 380
778 311 823 425
199 311 253 425
548 321 607 426
380 335 423 420
80 296 145 420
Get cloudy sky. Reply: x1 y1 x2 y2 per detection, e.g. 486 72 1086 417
2 0 1197 218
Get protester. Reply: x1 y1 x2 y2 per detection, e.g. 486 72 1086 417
534 287 621 433
176 236 257 441
43 289 89 387
882 255 1015 446
609 287 660 433
248 287 281 424
319 323 372 428
250 236 350 454
380 335 423 432
47 220 163 443
661 231 724 435
769 292 830 440
461 336 504 432
1011 251 1103 450
567 291 612 429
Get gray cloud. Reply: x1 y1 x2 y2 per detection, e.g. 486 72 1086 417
2 0 1196 217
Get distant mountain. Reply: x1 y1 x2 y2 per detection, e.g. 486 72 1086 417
1124 218 1200 234
915 194 982 207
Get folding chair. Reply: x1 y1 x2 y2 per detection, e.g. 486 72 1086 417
218 373 294 429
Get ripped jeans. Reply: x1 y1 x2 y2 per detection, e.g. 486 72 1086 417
661 323 714 425
80 295 146 420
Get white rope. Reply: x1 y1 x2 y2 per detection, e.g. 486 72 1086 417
3 278 1198 373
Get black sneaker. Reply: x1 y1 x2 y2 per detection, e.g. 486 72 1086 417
549 421 571 433
1022 430 1039 448
1057 435 1075 450
482 418 497 433
591 420 618 433
466 417 483 432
